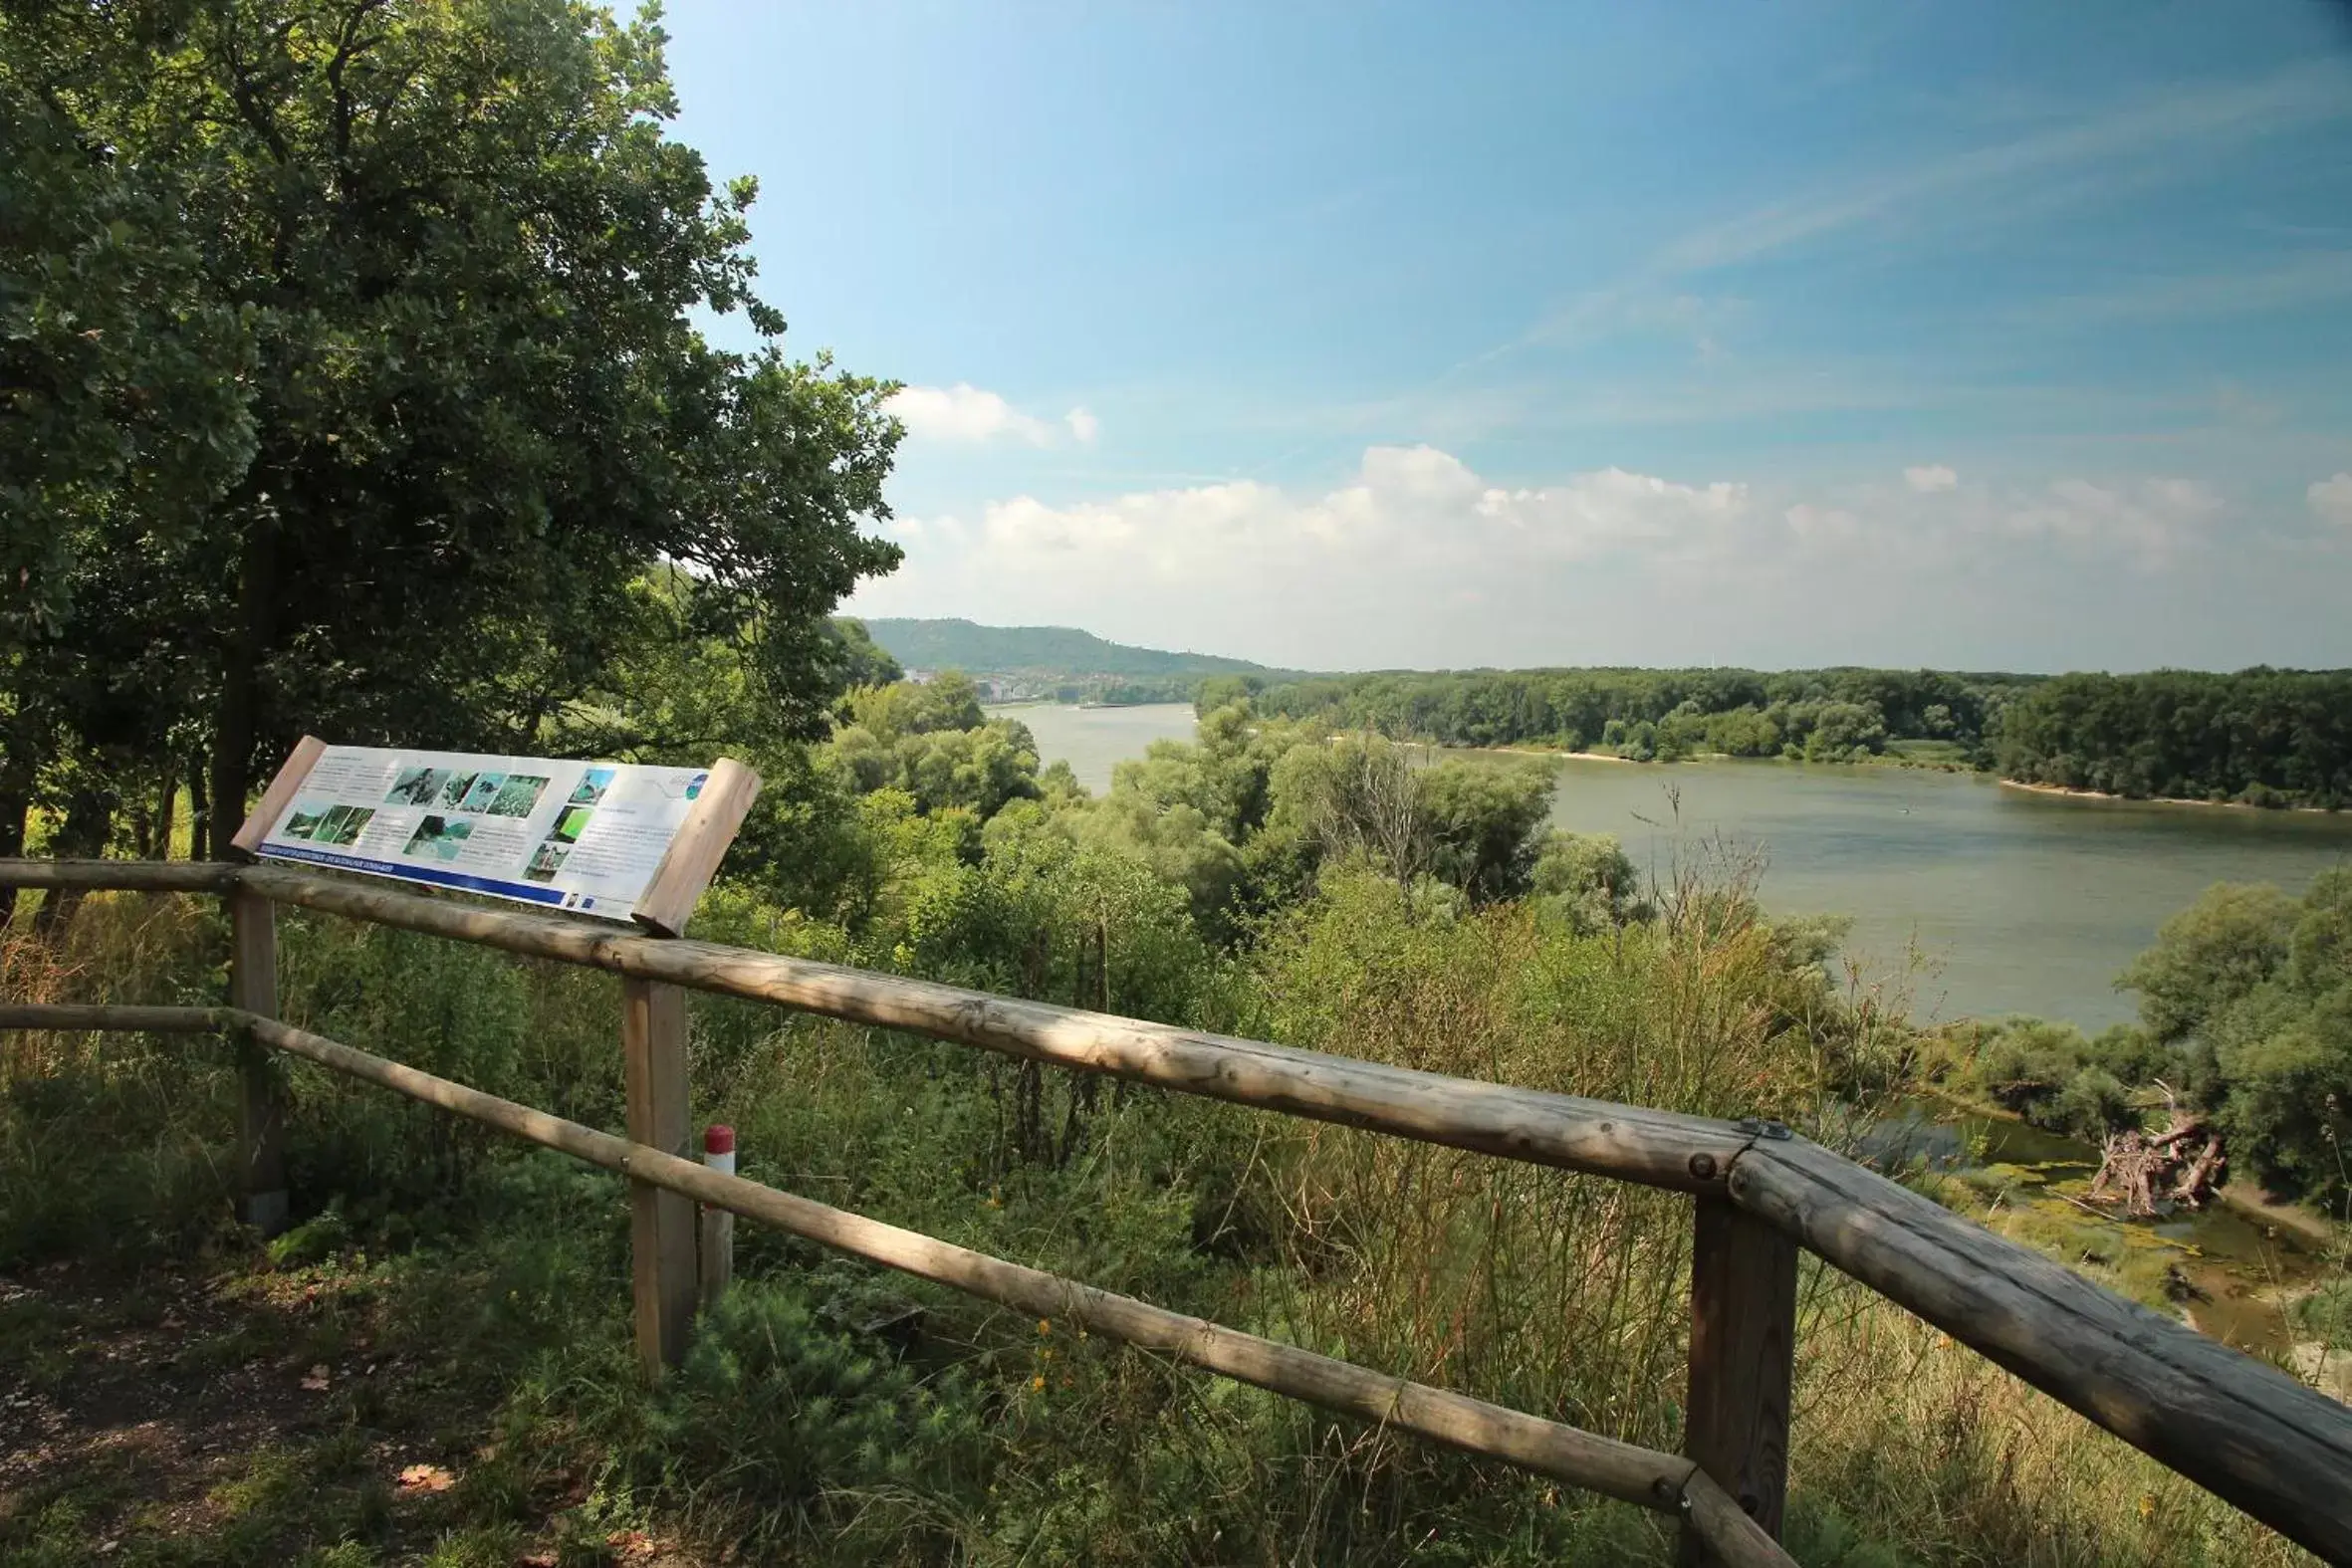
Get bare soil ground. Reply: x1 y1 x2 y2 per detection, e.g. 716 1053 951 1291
0 1256 701 1568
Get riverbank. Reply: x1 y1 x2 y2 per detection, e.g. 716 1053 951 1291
1908 1082 2344 1252
1999 778 2342 815
1461 743 1976 775
1483 745 1639 765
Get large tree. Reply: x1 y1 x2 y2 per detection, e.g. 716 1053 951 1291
2 0 902 858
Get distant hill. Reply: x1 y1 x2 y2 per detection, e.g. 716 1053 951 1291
862 619 1281 681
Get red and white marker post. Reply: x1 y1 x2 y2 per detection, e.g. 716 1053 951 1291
698 1124 735 1311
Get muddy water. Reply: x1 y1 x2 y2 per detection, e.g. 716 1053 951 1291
1871 1102 2340 1386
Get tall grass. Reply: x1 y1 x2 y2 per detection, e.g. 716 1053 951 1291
0 877 2332 1565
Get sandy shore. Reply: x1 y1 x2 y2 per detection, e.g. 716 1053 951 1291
1481 747 1642 765
1999 778 2339 816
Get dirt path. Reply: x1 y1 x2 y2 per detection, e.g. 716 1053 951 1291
0 1257 699 1567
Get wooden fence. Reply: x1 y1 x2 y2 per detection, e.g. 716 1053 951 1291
4 856 2350 1566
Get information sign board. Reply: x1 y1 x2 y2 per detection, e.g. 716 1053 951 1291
252 744 715 924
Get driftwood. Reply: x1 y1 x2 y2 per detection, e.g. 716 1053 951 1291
2088 1114 2226 1216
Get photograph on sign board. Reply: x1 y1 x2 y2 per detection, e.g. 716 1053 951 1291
488 776 549 817
546 805 593 845
459 773 507 812
523 841 569 883
403 814 471 862
436 772 477 810
281 799 332 840
316 805 373 846
385 767 445 806
568 767 614 807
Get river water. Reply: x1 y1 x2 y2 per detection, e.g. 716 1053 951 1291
1002 703 2350 1351
994 704 2352 1031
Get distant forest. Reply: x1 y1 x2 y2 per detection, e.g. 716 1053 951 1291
861 618 1292 702
854 620 2352 810
1217 665 2352 809
1997 670 2352 810
1231 667 2039 767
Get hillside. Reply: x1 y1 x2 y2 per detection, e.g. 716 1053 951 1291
862 618 1285 680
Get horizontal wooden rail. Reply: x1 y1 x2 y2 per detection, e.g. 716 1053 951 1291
26 1001 1773 1567
1732 1137 2352 1561
6 858 2352 1561
0 1004 232 1032
229 862 1757 1195
0 859 239 893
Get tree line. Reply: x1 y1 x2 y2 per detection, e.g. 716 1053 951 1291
1217 666 2352 806
1221 667 2041 766
1997 670 2352 809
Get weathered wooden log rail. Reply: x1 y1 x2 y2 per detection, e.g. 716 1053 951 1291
5 858 2350 1565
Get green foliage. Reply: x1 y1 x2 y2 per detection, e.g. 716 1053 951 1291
826 616 904 689
832 718 1043 820
1999 669 2352 808
5 847 2331 1566
1931 870 2352 1204
1940 1016 2175 1141
1530 830 1651 934
1418 757 1556 900
599 1283 986 1552
2120 883 2302 1045
1252 666 2034 764
847 671 989 740
1 0 902 858
2118 869 2352 1201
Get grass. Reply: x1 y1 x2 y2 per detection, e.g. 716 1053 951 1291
0 881 2340 1565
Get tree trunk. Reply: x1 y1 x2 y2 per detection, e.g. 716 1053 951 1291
187 755 211 864
32 788 111 941
0 786 25 930
210 524 278 860
152 772 176 860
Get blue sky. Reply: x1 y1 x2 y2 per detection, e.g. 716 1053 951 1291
658 1 2352 673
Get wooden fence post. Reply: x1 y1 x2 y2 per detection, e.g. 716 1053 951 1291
229 886 289 1235
623 976 696 1376
620 757 758 1374
1681 1194 1797 1564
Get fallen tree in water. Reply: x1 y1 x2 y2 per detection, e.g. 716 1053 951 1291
2088 1111 2227 1217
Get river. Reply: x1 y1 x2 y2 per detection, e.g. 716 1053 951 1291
993 703 2352 1030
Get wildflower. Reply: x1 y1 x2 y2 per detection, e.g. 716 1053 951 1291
2138 1493 2157 1521
1031 1375 1046 1391
1037 1318 1052 1336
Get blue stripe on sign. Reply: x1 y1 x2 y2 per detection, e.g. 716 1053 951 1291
257 842 577 910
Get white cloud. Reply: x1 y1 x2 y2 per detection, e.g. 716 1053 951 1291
1475 466 1750 560
1784 502 1862 543
851 449 2345 670
2003 478 2222 564
916 446 1750 592
1904 464 1959 493
885 383 1098 447
2310 474 2352 528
